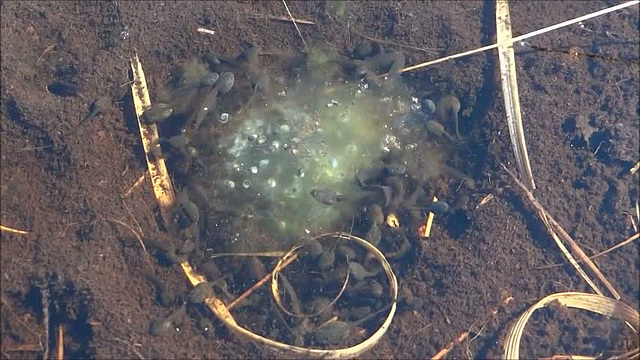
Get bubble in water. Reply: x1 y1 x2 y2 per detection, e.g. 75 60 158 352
226 180 236 188
257 135 267 144
242 180 251 189
250 166 258 174
410 96 422 112
326 99 339 107
267 178 277 188
219 113 230 123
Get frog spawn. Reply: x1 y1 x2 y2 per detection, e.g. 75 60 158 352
145 44 475 346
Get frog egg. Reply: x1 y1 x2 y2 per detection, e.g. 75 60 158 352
267 178 277 188
258 159 269 168
257 135 267 144
250 166 258 174
242 180 251 189
219 113 230 123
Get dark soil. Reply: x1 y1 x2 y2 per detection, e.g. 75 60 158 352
2 1 638 359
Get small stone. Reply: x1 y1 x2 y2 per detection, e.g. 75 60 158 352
267 178 277 188
242 180 251 189
247 134 257 141
250 166 258 174
258 159 269 168
226 180 236 188
296 168 305 178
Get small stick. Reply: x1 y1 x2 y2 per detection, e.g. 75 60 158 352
227 252 299 310
431 296 513 360
282 0 308 50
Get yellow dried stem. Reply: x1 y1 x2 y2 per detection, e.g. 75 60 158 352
129 52 175 224
0 224 30 235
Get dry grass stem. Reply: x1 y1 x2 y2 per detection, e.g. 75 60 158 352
124 173 146 197
122 200 144 238
609 347 640 360
502 292 639 359
271 239 350 318
180 231 398 358
105 218 148 255
537 232 639 270
496 0 535 190
503 164 621 299
56 325 64 360
249 13 315 25
129 52 176 225
281 0 308 50
400 1 639 73
1 224 30 235
433 295 514 359
227 251 299 310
